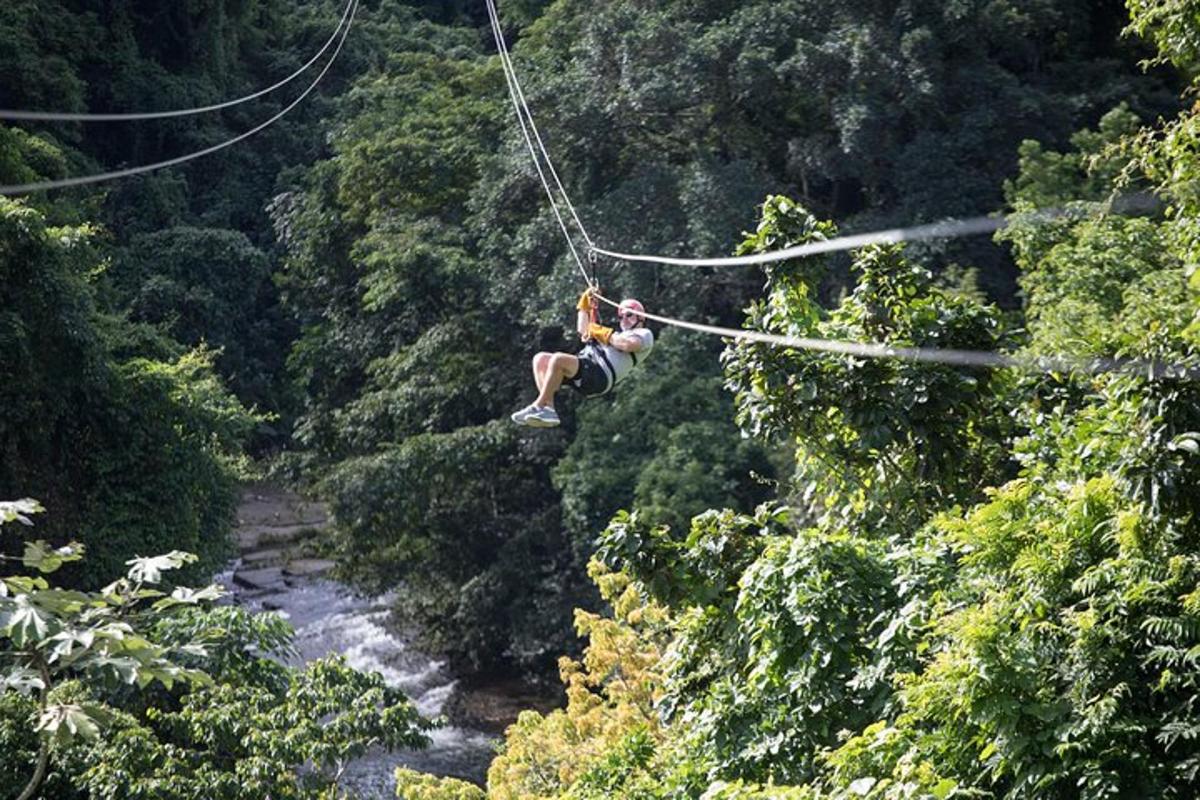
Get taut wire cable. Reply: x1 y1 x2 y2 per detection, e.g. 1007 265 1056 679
0 0 359 197
594 217 1004 267
485 0 593 286
0 0 356 123
590 195 1160 267
591 292 1199 381
485 0 595 251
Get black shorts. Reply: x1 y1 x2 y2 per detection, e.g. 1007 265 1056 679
567 354 612 397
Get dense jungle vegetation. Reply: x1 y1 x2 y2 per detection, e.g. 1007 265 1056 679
3 0 1200 797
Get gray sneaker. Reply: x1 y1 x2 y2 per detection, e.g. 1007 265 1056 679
524 406 560 428
510 403 539 425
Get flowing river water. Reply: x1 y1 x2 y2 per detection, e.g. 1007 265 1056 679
222 485 504 796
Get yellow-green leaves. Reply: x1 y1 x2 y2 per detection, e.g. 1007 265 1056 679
394 768 487 799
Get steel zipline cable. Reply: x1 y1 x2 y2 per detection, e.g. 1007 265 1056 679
0 0 356 123
590 292 1200 381
593 217 1006 267
485 0 594 287
484 0 595 252
0 0 358 197
589 195 1161 267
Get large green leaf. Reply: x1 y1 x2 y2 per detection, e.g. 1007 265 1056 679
22 540 85 573
3 595 59 647
2 666 46 696
3 576 50 595
36 703 104 744
29 588 91 615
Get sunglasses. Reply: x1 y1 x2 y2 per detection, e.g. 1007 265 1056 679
618 310 639 319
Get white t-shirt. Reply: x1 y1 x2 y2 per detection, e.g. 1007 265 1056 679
592 327 653 385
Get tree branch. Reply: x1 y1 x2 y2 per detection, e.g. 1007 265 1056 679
16 658 52 800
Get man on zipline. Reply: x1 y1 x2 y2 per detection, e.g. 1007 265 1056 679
511 289 654 428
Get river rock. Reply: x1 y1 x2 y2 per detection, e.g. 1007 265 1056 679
237 523 323 551
444 678 564 734
242 548 286 565
237 484 329 528
283 558 337 577
232 566 287 592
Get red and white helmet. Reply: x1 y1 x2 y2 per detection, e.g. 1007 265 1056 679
618 298 645 326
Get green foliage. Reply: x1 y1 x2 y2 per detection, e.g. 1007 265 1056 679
0 1 90 125
151 604 296 690
0 504 217 800
76 348 256 583
0 504 430 800
726 198 1013 536
486 560 669 800
597 507 895 787
0 197 258 585
1 0 378 438
275 0 1171 681
795 51 1191 795
479 0 1174 303
76 655 428 800
0 126 68 189
1004 105 1145 210
320 420 574 672
108 226 290 419
1126 0 1200 72
280 135 582 669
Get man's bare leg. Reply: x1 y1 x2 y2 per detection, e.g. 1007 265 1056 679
535 353 579 408
532 352 552 393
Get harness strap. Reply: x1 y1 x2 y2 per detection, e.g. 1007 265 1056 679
591 347 617 393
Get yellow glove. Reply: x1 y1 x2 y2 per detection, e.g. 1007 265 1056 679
588 323 614 345
576 288 596 311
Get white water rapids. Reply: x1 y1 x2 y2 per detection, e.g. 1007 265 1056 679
220 568 498 796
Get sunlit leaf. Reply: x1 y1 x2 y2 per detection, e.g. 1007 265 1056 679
152 584 226 610
36 703 101 744
126 551 199 584
0 499 44 528
849 777 877 795
22 540 85 573
3 576 50 595
5 595 59 647
29 589 90 615
47 628 96 663
2 667 45 696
